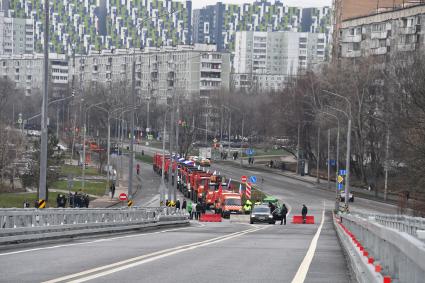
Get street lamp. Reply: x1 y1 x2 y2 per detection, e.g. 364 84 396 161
82 102 105 190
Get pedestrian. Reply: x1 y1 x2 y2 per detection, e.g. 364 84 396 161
182 199 187 212
187 200 193 219
111 183 116 199
84 194 90 208
280 204 288 225
192 202 197 220
23 200 30 208
69 192 74 208
196 202 202 219
176 199 181 211
136 163 140 175
302 204 308 224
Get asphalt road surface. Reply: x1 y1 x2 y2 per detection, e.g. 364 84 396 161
0 217 349 283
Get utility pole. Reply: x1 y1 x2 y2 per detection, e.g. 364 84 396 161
38 0 49 204
316 125 320 184
327 128 331 189
159 109 168 205
296 122 300 175
128 61 136 200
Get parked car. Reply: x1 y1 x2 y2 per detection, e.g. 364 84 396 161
250 204 275 224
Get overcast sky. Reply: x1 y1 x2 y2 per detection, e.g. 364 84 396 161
189 0 332 9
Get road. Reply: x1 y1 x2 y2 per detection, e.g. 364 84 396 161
0 217 349 283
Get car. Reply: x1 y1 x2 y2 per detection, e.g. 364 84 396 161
199 158 211 167
250 205 275 224
340 192 354 202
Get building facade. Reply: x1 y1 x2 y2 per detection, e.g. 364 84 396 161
71 44 230 103
193 1 331 52
232 31 326 92
0 11 33 55
339 4 425 59
0 53 68 96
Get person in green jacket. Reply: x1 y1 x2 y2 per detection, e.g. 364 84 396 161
243 199 252 214
187 200 193 219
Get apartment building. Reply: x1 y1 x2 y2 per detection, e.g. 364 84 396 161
0 11 34 55
339 4 425 59
232 31 326 92
0 53 68 96
71 44 230 103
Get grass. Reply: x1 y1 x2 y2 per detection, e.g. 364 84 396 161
61 165 99 176
135 153 153 164
52 180 107 196
0 192 63 208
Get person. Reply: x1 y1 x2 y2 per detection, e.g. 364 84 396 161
74 191 81 208
302 204 308 224
83 194 90 208
192 202 197 220
280 204 288 225
111 183 116 199
136 163 140 175
243 199 252 214
69 192 74 208
175 199 181 211
23 200 30 208
182 199 187 212
56 194 67 208
269 202 276 215
187 200 193 219
196 202 202 219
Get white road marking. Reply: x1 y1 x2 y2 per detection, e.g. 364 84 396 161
0 224 202 257
43 226 266 283
291 202 326 283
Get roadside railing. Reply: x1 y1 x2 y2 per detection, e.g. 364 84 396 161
0 207 189 245
340 213 425 283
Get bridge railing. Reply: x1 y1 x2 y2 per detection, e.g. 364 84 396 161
0 207 188 244
340 213 425 283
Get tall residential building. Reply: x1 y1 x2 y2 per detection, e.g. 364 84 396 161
0 53 68 96
2 0 192 55
71 44 230 103
193 1 331 52
0 11 34 55
338 4 425 60
232 31 326 92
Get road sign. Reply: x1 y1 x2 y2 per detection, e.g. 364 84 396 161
246 148 254 156
330 159 336 166
339 169 347 176
338 183 344 190
249 176 257 183
337 175 344 184
246 182 252 199
119 193 128 201
241 175 247 183
128 200 133 207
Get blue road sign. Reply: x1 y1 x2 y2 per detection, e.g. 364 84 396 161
330 159 336 166
338 183 344 190
250 176 257 183
246 148 255 156
339 169 347 176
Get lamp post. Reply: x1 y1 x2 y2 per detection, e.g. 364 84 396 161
82 102 104 190
323 89 352 208
319 110 340 211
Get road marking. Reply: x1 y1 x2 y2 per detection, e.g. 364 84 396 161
44 226 265 283
0 224 201 257
291 202 326 283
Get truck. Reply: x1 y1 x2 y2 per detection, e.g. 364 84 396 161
216 191 243 218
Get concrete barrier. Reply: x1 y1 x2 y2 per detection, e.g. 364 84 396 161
230 214 250 223
340 213 425 283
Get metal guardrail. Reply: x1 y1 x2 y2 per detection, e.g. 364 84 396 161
352 212 425 238
0 207 189 245
341 213 425 283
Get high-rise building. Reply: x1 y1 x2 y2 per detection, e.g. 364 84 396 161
193 1 331 52
232 31 326 92
71 44 230 103
0 11 34 55
338 4 425 60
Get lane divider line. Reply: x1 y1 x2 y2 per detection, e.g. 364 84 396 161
0 224 201 257
43 226 265 283
291 201 326 283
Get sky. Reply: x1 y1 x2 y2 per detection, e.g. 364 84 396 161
189 0 332 9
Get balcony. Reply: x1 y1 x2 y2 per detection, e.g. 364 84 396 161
341 34 362 43
371 46 388 56
371 31 388 40
399 26 416 34
397 43 416 52
343 50 361 58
